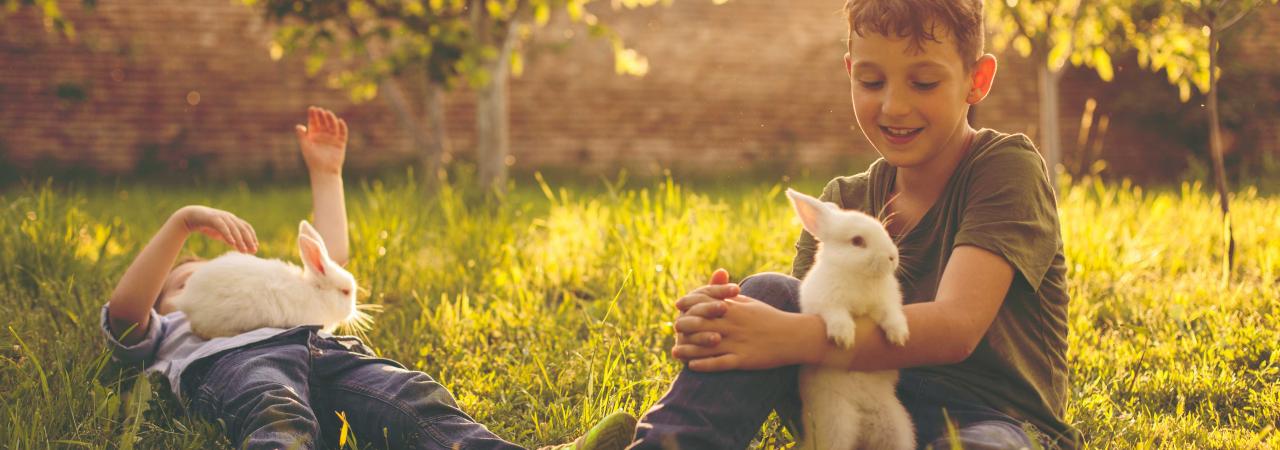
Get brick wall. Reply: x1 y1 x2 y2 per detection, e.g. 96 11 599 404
1 0 1277 180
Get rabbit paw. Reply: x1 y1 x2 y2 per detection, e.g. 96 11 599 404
823 314 857 349
881 316 910 347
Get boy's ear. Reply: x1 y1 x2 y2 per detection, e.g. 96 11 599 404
966 54 998 105
844 52 853 76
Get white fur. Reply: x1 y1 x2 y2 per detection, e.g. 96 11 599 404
169 220 360 339
787 189 915 450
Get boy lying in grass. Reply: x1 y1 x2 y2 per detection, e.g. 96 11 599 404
101 107 635 450
629 1 1080 449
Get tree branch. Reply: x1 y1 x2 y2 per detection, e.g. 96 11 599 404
1220 0 1259 30
1006 4 1039 49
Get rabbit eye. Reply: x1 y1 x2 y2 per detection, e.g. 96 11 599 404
340 289 351 296
852 236 866 248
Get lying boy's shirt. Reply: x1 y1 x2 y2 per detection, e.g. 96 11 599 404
99 305 331 401
791 128 1079 449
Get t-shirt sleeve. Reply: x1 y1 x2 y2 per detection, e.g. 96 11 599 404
791 178 843 280
100 304 166 364
953 144 1061 291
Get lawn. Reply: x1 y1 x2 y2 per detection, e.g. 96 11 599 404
1 173 1277 449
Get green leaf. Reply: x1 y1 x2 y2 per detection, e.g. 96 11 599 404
1013 35 1032 57
535 3 550 26
567 1 583 21
1093 47 1114 82
510 51 524 77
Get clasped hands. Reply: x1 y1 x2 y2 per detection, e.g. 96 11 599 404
671 269 818 372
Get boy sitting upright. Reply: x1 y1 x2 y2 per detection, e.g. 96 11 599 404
634 0 1079 448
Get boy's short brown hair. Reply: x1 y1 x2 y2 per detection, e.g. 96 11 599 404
844 0 985 70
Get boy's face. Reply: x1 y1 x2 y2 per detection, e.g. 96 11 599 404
155 260 205 314
844 24 993 168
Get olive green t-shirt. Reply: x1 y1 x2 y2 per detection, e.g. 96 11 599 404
791 129 1079 449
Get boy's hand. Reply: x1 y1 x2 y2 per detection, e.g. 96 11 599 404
672 269 737 351
176 206 258 254
296 106 348 176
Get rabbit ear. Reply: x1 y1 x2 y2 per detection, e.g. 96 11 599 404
298 234 327 276
787 189 830 238
298 220 328 254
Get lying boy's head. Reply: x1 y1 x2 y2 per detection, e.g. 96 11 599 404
154 256 206 314
842 0 996 168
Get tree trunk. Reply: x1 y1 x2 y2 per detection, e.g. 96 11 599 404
378 76 445 189
1037 64 1063 189
421 77 449 188
475 23 518 193
1206 28 1235 274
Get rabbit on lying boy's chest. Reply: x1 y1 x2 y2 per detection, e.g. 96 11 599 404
169 221 364 340
787 189 915 450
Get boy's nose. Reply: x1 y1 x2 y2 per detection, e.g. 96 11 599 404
881 87 912 118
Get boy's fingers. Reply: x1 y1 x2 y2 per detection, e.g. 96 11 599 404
295 124 307 140
674 284 739 311
322 109 337 133
674 315 722 334
337 118 348 141
686 301 727 319
671 344 723 361
214 218 237 249
237 219 258 252
224 217 248 252
709 268 730 285
309 107 321 131
692 283 740 300
684 331 721 347
675 293 716 312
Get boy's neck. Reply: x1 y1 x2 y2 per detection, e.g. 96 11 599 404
893 125 977 202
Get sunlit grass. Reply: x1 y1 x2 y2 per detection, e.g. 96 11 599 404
0 173 1277 448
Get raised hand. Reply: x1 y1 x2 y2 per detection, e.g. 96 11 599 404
177 205 258 254
295 106 348 176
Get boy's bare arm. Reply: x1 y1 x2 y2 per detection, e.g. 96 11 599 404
107 206 257 345
810 244 1012 371
672 245 1013 372
296 106 350 266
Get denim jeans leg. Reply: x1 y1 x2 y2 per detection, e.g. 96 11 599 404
189 339 320 450
631 272 804 450
310 337 524 450
898 372 1036 450
924 421 1036 450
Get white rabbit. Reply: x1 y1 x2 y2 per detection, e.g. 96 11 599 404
169 220 365 339
787 189 915 450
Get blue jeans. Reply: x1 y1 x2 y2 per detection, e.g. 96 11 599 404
183 329 523 450
631 272 1041 450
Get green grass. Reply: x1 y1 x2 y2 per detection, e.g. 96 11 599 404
0 173 1277 449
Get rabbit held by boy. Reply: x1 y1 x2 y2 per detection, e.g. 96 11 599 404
169 220 368 339
787 189 915 450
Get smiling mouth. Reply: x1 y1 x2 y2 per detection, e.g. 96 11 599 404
880 126 923 142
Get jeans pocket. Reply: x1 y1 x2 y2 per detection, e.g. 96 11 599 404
418 415 479 450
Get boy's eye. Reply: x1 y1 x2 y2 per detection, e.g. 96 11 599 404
913 81 940 90
858 80 884 90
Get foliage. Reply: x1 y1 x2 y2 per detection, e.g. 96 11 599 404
1131 0 1279 102
987 0 1128 82
242 0 474 101
243 0 666 102
1 175 1279 448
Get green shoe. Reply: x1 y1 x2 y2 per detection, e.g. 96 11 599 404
538 411 638 450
